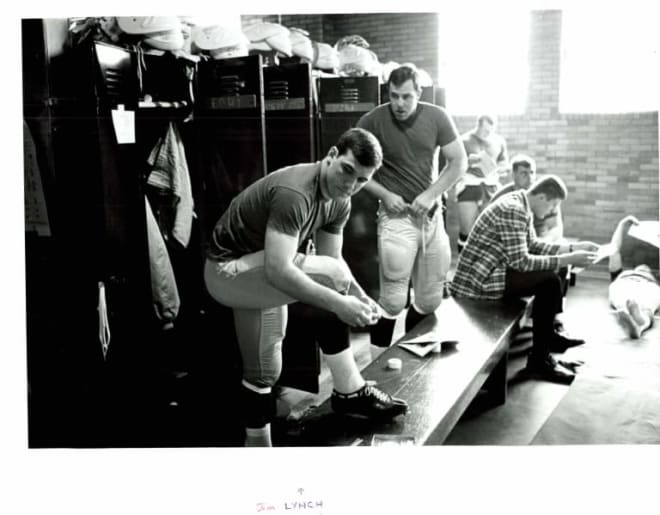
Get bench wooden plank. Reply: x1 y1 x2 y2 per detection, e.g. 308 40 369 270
273 297 527 446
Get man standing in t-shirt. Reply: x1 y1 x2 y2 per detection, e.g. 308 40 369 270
357 64 467 357
204 128 408 446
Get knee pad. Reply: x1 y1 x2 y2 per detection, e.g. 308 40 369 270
240 384 276 428
309 256 352 293
380 237 413 282
413 292 443 315
327 258 352 292
378 297 407 319
378 281 409 317
236 307 285 389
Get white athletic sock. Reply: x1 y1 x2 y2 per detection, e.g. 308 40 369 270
245 424 272 447
323 348 365 394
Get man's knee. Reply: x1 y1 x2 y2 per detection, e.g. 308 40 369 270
413 291 443 315
307 255 352 293
379 288 409 317
242 337 283 389
235 307 285 389
242 368 281 390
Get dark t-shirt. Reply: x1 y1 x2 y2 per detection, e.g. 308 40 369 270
357 102 459 204
206 162 350 261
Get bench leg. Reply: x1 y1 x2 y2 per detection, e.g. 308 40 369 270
482 352 508 407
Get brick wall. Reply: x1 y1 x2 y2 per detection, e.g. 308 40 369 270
322 13 438 79
450 10 659 269
241 11 659 269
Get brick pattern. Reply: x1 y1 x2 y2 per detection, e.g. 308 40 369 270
241 11 659 269
452 11 658 268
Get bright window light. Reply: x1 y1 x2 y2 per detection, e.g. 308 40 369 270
437 8 529 115
560 7 660 113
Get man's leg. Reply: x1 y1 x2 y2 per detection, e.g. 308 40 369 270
370 211 418 358
456 186 482 253
234 306 287 447
205 250 409 433
505 269 576 384
611 278 660 338
408 215 451 331
628 279 660 335
293 306 408 418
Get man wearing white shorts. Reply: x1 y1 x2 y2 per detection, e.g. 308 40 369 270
357 64 467 356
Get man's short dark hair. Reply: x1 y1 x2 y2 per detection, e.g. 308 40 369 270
476 114 496 126
388 64 422 94
511 153 536 173
336 128 383 169
529 175 568 201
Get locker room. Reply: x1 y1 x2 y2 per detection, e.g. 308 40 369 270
22 11 659 450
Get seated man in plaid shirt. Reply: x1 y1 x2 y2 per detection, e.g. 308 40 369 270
450 175 598 384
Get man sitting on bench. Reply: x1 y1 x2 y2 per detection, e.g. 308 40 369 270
608 215 660 339
450 175 598 384
491 154 572 328
204 128 408 447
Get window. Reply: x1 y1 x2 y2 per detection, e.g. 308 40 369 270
560 7 660 113
437 8 530 115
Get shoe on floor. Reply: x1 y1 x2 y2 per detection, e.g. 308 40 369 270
557 358 585 373
524 355 575 385
331 384 408 419
548 333 586 353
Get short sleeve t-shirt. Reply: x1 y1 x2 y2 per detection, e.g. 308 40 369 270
207 162 350 261
357 102 459 204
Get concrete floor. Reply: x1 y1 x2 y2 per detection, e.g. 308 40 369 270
278 273 628 445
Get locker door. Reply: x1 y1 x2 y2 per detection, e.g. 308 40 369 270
264 61 316 172
195 54 267 231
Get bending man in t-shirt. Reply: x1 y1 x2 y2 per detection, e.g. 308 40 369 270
204 128 408 447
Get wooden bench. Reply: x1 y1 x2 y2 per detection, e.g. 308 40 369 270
273 296 529 446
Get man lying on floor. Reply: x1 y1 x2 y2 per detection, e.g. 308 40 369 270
203 128 408 447
450 175 598 384
608 215 660 339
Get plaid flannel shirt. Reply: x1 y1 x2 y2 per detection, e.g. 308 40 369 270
450 191 562 300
